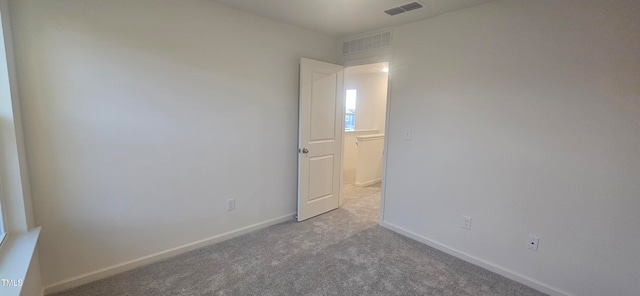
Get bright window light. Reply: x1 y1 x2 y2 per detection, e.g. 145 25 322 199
345 89 357 131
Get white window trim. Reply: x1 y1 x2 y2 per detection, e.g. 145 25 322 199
0 1 41 295
0 189 6 245
0 227 40 296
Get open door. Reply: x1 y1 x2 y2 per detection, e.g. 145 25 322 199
297 58 344 221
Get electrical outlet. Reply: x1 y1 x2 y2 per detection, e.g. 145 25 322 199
403 128 412 140
528 235 540 251
461 215 472 230
227 198 235 211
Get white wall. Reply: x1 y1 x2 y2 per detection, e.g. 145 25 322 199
343 70 387 185
355 134 384 186
344 73 388 133
343 130 378 184
9 0 337 289
21 251 42 296
383 1 640 295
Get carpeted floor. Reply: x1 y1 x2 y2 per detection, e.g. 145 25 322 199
52 184 547 296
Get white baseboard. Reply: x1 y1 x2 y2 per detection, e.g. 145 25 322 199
380 221 572 296
355 178 381 187
43 213 295 295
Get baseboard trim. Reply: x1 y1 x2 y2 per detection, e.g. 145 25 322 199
43 213 295 295
380 221 572 296
355 178 381 187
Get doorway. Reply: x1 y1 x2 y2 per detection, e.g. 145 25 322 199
296 58 389 222
340 62 389 212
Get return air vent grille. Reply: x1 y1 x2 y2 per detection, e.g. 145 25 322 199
384 1 424 16
342 31 392 55
384 7 405 16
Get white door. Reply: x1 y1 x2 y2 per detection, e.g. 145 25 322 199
297 58 344 221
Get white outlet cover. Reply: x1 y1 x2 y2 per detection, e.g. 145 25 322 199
461 215 472 230
403 128 412 140
528 235 540 251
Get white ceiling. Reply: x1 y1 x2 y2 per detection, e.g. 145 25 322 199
211 0 495 37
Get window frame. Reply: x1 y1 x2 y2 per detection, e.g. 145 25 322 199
0 173 5 245
0 189 5 246
345 89 357 131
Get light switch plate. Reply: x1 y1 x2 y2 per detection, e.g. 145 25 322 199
227 198 236 211
461 215 472 230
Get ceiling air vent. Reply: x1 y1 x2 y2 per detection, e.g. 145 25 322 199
401 2 423 11
384 1 424 16
384 7 405 16
342 31 392 55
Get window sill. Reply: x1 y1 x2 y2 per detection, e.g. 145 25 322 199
0 227 41 296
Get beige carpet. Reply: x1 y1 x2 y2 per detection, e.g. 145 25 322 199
52 183 546 295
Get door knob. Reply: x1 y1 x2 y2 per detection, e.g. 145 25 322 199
301 148 309 154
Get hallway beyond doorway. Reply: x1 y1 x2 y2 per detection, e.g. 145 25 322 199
341 183 381 222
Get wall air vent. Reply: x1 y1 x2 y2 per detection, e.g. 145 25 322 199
342 31 392 55
384 1 424 16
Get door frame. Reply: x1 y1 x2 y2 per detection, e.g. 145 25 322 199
338 55 393 225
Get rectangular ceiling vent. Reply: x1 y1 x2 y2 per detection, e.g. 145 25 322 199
384 1 424 16
384 7 405 16
342 31 392 55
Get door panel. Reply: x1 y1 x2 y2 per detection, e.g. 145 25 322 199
297 58 344 221
308 155 334 201
310 73 337 141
